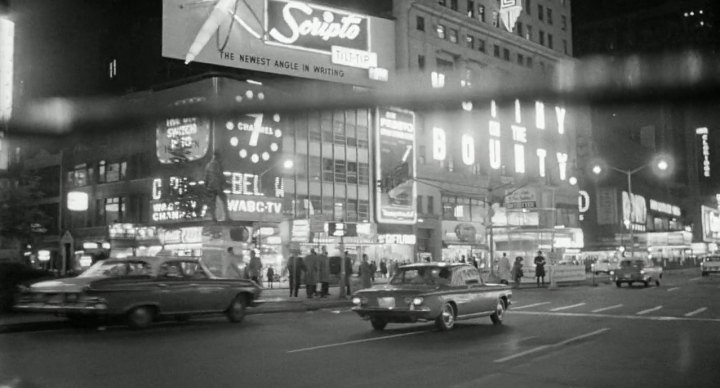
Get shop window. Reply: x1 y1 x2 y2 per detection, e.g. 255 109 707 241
443 203 456 220
67 163 92 187
347 161 358 184
309 156 322 181
358 163 370 185
416 16 425 31
322 158 334 182
98 160 127 183
470 199 485 222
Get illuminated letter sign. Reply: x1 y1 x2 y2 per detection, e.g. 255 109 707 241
537 149 547 177
697 127 710 178
267 0 369 53
556 106 566 134
376 107 417 224
578 190 590 213
0 17 13 122
461 134 475 165
489 121 501 169
512 124 527 173
556 152 568 181
535 101 545 129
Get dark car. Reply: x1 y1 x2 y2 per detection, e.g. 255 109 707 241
610 258 663 287
351 262 512 331
14 255 262 329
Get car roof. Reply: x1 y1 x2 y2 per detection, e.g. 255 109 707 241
399 262 468 269
103 256 200 263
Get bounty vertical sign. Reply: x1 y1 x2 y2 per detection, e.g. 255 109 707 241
376 107 417 224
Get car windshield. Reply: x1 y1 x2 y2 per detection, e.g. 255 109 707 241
390 267 450 286
79 260 152 278
705 257 720 262
620 260 646 269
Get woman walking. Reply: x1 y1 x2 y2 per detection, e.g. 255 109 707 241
511 257 524 289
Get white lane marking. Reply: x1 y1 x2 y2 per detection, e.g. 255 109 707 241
494 328 610 363
667 287 680 292
550 303 586 312
287 330 431 353
510 310 720 323
512 302 551 310
689 277 702 282
684 307 708 317
592 304 623 313
636 306 663 315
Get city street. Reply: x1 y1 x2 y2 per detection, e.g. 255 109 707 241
2 270 719 388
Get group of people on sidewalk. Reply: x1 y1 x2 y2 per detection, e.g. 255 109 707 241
286 249 377 299
496 250 548 288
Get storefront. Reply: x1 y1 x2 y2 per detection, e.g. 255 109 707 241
440 220 488 267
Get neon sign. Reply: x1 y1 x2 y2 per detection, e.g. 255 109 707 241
697 127 710 177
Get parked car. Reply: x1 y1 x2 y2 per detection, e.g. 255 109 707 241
14 255 262 329
0 262 54 313
700 255 720 276
610 258 663 287
351 262 511 331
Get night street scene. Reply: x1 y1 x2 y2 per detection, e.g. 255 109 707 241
2 0 720 387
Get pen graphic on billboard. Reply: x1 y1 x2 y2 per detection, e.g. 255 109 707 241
376 107 417 224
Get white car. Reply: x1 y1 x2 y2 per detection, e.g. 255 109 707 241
590 257 620 275
701 255 720 277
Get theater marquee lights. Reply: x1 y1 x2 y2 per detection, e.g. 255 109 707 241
431 100 569 179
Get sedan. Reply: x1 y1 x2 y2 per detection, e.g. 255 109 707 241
14 256 262 329
700 255 720 276
611 258 663 287
351 262 511 331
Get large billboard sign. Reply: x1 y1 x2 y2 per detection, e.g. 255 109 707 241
376 107 416 225
162 0 395 86
701 205 720 242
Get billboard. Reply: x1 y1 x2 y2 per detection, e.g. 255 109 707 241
162 0 395 86
701 205 720 242
376 107 416 224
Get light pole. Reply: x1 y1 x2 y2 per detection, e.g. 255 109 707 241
592 156 671 259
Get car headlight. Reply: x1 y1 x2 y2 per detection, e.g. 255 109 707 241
352 296 367 305
640 270 645 275
412 297 424 306
609 270 614 276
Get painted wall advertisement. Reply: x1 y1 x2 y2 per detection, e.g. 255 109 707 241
376 107 417 225
162 0 395 86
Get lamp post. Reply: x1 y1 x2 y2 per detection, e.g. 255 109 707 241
592 156 671 259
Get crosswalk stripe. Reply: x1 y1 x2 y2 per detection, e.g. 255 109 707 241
636 305 663 315
689 277 702 281
684 307 707 317
592 304 623 313
550 303 586 312
667 287 680 292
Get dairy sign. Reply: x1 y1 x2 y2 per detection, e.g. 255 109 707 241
376 107 417 225
162 0 394 86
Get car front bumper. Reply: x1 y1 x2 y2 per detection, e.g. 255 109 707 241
351 306 436 323
14 303 109 315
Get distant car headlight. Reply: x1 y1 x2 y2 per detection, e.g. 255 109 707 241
640 270 645 275
412 297 424 306
609 271 614 276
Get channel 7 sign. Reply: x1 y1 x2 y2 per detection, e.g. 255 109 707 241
328 222 357 237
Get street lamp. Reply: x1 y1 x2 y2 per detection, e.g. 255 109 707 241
591 154 673 259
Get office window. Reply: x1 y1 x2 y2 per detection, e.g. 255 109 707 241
416 16 425 31
517 22 523 37
320 111 333 143
436 24 446 39
525 0 531 15
492 11 499 27
477 38 486 52
347 161 358 184
97 197 126 225
357 111 369 148
358 163 370 185
417 195 424 214
418 55 426 70
322 158 334 182
563 39 568 54
67 163 93 187
539 30 545 45
503 48 510 61
449 28 458 43
538 4 544 21
308 113 321 142
478 5 485 22
358 200 369 220
450 0 458 11
346 199 358 222
309 155 321 181
526 56 533 67
322 197 334 217
561 15 567 31
517 53 524 65
98 160 127 183
493 44 500 57
465 35 475 49
427 196 435 214
526 25 532 40
333 111 346 146
467 0 475 18
548 34 554 49
334 159 346 183
547 8 553 25
439 0 447 6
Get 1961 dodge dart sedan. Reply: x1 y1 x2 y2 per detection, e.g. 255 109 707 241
14 255 262 329
352 262 512 331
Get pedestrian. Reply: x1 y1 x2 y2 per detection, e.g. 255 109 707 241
472 256 479 269
286 250 305 297
534 250 547 287
304 249 318 298
460 255 466 263
248 249 262 285
360 254 373 289
318 246 330 297
266 266 275 288
343 251 353 296
392 261 400 277
380 260 388 279
497 253 512 285
203 150 232 222
370 260 377 282
511 256 524 289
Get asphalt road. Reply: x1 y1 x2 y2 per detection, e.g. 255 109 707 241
1 271 719 388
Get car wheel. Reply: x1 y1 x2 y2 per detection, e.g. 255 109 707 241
226 294 247 323
616 281 622 288
490 299 505 325
435 302 456 331
127 306 155 330
371 318 388 331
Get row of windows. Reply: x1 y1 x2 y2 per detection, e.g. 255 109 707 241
67 154 150 188
67 195 150 229
436 0 569 31
294 110 370 149
292 196 370 222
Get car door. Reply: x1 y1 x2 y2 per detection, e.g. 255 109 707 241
448 267 477 316
465 267 496 314
180 260 230 312
156 261 196 314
